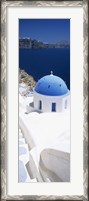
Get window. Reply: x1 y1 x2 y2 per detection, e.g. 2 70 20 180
65 100 67 109
39 100 42 110
52 103 56 112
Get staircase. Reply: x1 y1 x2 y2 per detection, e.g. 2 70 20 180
19 128 38 182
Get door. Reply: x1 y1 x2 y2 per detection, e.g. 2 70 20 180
39 100 42 110
52 103 56 112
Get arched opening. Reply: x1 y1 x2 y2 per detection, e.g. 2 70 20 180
65 100 67 109
52 103 56 112
39 100 42 110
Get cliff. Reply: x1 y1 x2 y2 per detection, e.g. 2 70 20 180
19 38 70 49
19 68 36 91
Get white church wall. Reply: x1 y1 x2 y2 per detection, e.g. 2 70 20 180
33 91 70 112
62 94 70 112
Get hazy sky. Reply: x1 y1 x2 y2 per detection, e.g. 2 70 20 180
19 19 70 43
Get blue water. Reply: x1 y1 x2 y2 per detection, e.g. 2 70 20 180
19 48 70 89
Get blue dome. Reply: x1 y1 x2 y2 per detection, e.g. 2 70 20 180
35 74 68 96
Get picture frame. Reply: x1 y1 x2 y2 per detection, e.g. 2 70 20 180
0 0 88 200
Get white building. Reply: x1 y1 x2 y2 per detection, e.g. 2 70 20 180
27 72 70 113
19 72 70 182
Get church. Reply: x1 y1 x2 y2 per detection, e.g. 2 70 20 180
27 71 70 113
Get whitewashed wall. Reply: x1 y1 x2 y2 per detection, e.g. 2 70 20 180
33 91 70 112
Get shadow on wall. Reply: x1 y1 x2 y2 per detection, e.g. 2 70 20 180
39 148 70 182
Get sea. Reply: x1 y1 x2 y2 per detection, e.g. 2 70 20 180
19 48 70 89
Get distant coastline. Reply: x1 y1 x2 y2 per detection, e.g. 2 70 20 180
19 38 70 49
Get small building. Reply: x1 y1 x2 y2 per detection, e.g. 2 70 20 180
27 72 70 113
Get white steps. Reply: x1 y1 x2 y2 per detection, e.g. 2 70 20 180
19 128 38 182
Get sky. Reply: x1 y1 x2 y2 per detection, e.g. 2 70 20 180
19 19 70 44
